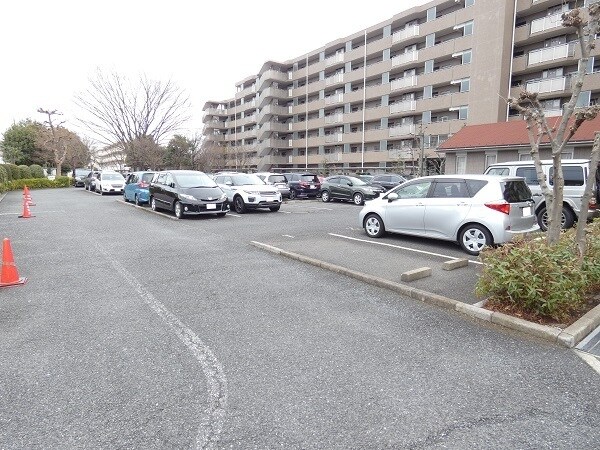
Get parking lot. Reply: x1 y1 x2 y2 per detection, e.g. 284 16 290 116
1 187 599 449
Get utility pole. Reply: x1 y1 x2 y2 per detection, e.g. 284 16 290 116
418 124 426 177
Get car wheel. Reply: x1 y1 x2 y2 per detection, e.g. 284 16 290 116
174 201 184 219
289 189 297 200
353 192 364 205
364 214 385 238
234 196 246 213
150 197 157 211
135 195 142 206
321 190 331 202
536 206 575 231
459 224 492 256
269 205 280 212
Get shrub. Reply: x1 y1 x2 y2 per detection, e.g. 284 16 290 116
5 164 20 180
29 164 45 178
0 165 7 184
3 176 72 191
475 225 599 323
18 165 32 179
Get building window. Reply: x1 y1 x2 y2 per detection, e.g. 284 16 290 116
458 106 468 120
424 60 434 74
460 79 470 92
423 85 433 99
427 7 436 22
426 33 435 48
465 0 475 6
456 155 467 174
484 153 497 169
454 21 474 36
518 152 532 161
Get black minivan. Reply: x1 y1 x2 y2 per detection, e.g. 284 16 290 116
149 170 229 219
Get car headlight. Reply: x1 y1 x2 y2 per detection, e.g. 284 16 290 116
220 193 228 201
179 193 196 201
243 189 260 195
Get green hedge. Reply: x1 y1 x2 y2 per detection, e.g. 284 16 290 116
18 165 32 179
0 176 71 192
0 165 7 185
29 164 45 178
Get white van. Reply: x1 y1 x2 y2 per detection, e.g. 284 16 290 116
484 159 598 230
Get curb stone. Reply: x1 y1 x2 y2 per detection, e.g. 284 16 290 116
250 241 600 348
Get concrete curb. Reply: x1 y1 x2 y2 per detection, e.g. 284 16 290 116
250 241 600 348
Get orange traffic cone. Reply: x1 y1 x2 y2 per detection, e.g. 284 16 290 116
23 186 35 206
0 238 27 287
18 199 34 218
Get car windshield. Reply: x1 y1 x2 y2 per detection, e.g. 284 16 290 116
175 172 217 188
103 173 124 180
141 173 155 182
232 174 265 185
346 176 366 186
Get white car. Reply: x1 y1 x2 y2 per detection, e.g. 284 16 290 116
255 172 291 198
214 173 282 213
358 174 539 255
95 171 125 195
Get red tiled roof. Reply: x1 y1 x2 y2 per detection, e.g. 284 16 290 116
438 116 600 151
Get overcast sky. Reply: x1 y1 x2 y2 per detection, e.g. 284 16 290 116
0 0 428 142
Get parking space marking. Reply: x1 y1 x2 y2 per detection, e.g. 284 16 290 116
328 233 483 265
282 234 295 238
574 350 600 376
94 242 228 448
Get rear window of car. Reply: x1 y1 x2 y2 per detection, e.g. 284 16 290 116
300 175 318 182
269 175 287 183
501 180 532 203
141 173 155 183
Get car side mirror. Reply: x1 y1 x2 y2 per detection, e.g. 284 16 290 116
347 182 353 187
387 193 399 202
170 182 175 188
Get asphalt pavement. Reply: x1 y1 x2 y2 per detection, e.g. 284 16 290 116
0 188 599 449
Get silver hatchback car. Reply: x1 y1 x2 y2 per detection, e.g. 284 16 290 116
358 175 539 255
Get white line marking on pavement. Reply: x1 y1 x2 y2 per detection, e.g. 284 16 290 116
328 233 483 265
95 244 227 449
227 213 242 218
574 350 600 376
282 234 295 238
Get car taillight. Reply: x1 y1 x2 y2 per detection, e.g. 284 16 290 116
299 181 309 187
138 181 149 188
485 201 511 215
590 197 597 210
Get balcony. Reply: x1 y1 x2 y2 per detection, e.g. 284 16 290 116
325 73 344 86
526 76 567 93
530 12 564 34
325 93 344 105
324 133 343 143
392 25 419 44
324 113 344 124
390 100 416 114
390 75 418 91
325 52 344 67
528 43 574 65
391 50 419 68
389 124 416 137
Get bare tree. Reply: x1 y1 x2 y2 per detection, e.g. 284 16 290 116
197 142 227 173
508 6 600 257
75 70 191 166
36 108 83 176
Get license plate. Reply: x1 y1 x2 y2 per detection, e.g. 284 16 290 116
310 185 315 189
522 206 531 216
207 203 216 210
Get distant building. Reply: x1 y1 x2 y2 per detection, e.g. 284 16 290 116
202 0 600 175
95 143 127 172
438 115 600 174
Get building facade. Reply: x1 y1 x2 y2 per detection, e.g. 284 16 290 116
202 0 600 175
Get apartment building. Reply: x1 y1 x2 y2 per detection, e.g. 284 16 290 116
202 0 600 175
